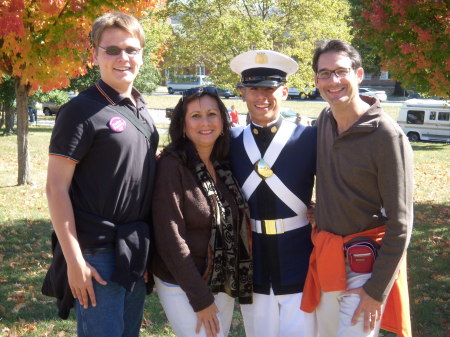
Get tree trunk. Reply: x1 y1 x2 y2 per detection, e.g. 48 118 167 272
14 77 32 185
0 103 4 130
2 104 16 135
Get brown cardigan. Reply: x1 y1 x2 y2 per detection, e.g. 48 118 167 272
151 154 239 312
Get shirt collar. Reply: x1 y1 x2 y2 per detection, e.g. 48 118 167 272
95 79 145 108
251 116 282 129
326 96 382 136
250 116 283 136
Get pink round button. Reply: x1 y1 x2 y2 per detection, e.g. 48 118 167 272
109 117 126 132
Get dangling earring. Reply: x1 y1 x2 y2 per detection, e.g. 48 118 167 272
183 131 186 139
220 130 224 136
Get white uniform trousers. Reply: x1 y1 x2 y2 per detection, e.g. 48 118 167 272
315 263 383 337
154 276 235 337
240 288 317 337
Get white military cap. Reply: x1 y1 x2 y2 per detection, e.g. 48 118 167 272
230 50 298 87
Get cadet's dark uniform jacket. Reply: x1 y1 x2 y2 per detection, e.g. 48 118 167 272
230 118 316 295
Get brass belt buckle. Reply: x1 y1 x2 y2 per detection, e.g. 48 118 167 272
262 219 284 235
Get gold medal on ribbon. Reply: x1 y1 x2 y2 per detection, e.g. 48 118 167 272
254 158 273 179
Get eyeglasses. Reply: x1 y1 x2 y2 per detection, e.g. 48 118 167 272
182 86 219 99
98 46 142 56
316 67 352 80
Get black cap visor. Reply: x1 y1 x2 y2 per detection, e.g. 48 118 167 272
240 68 287 88
240 80 285 88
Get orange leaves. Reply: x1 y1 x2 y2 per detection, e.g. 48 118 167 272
1 321 38 335
0 0 166 91
39 0 66 15
0 0 26 37
5 283 40 316
353 0 450 98
400 43 415 55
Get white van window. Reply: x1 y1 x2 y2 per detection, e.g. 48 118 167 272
407 110 425 124
438 112 449 121
429 111 436 120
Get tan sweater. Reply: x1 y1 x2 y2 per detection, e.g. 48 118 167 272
151 154 239 312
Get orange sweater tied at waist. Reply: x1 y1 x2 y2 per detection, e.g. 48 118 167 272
300 225 411 337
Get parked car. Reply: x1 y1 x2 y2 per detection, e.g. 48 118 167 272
216 87 236 99
42 94 77 116
359 87 387 102
288 87 320 100
280 108 316 126
42 101 59 116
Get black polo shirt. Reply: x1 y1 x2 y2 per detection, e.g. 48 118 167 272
49 80 159 224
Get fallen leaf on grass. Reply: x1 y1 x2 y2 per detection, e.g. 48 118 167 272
231 318 240 329
141 318 153 327
41 324 55 336
431 273 445 280
12 302 26 313
440 208 449 216
415 211 425 220
9 291 25 303
22 322 37 332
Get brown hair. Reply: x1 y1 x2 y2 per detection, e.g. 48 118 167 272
90 12 145 49
163 92 231 164
312 39 362 73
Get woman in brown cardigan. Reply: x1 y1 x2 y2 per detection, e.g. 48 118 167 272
151 87 252 337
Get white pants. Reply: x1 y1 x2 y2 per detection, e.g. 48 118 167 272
315 264 383 337
240 288 317 337
154 276 235 337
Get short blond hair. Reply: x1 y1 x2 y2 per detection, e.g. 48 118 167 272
90 12 145 49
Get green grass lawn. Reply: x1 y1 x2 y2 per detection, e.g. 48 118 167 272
0 100 448 336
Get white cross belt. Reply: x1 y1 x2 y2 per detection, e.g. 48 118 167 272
241 120 308 221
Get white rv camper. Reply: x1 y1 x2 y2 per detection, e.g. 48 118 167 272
397 99 450 142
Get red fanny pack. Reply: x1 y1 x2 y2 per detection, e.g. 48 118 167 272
345 241 379 273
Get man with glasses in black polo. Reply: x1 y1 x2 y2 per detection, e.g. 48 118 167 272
43 12 158 337
229 50 317 337
300 39 413 337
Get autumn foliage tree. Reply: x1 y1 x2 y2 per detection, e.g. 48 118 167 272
350 0 449 98
0 0 164 185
